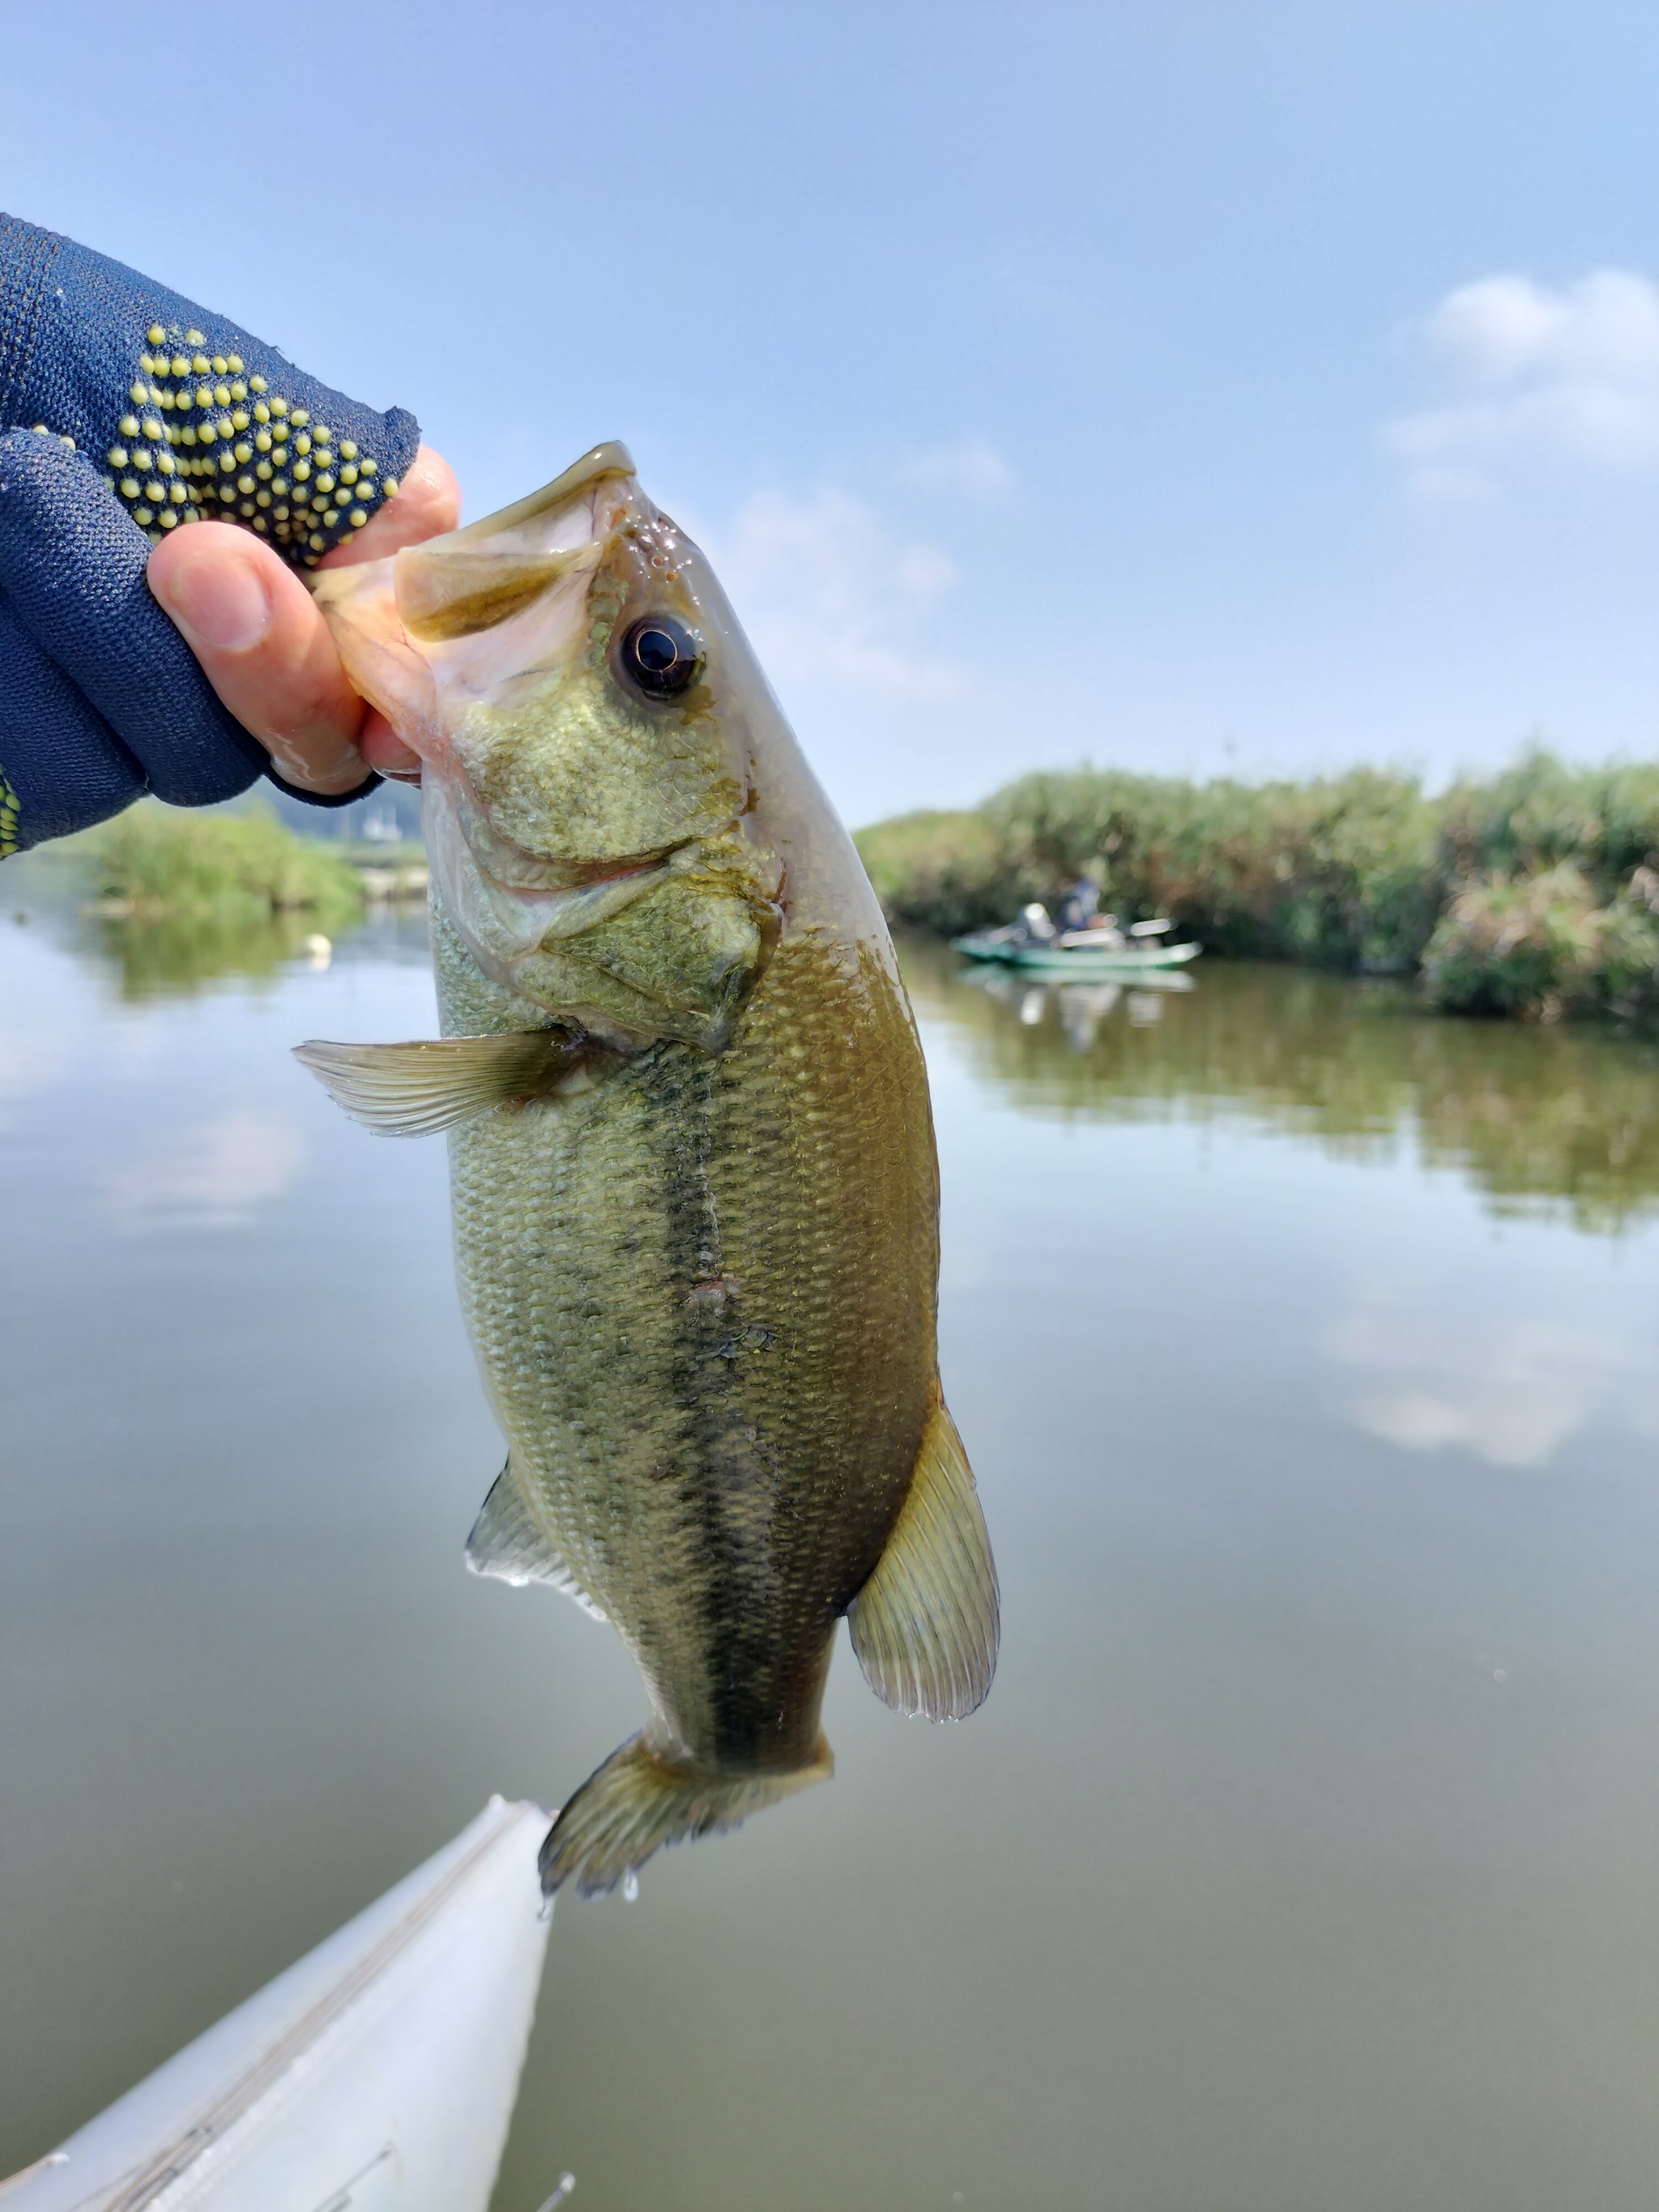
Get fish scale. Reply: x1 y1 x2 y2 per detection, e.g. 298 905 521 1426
301 443 998 1894
437 906 939 1770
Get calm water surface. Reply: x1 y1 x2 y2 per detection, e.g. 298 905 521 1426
4 875 1659 2210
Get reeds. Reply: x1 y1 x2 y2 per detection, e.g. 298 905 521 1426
73 799 366 929
855 751 1659 1020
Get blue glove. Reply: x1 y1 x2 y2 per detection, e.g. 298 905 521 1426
0 213 423 855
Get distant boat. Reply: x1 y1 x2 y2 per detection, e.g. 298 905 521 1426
953 907 1202 974
2 1798 553 2212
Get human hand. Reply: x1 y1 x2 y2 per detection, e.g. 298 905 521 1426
0 212 431 855
147 446 458 795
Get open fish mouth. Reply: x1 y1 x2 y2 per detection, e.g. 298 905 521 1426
476 839 708 948
422 752 721 967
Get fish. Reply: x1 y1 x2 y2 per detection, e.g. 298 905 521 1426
296 443 998 1896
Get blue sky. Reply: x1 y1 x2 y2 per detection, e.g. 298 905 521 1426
6 2 1658 823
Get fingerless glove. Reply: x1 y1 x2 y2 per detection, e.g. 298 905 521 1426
0 214 422 854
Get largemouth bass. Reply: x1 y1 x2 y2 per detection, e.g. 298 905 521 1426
297 444 997 1896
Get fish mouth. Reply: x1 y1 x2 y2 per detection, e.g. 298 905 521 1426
424 769 774 1046
429 769 716 953
476 841 700 946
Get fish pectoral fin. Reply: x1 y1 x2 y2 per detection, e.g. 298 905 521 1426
848 1399 1000 1721
292 1033 580 1136
466 1460 608 1622
539 1733 834 1899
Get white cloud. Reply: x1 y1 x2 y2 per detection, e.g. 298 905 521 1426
1389 269 1659 497
708 487 969 703
898 437 1016 497
1324 1279 1659 1468
106 1110 308 1230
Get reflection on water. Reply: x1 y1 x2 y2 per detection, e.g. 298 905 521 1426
5 903 1659 2212
1326 1282 1657 1469
925 940 1659 1231
6 849 386 1002
90 906 341 999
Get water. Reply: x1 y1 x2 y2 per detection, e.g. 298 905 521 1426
4 875 1659 2210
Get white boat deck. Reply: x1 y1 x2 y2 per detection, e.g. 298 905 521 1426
1 1799 552 2212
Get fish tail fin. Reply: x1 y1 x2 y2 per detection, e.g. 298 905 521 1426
539 1733 833 1899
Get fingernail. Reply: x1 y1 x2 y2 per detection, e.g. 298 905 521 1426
153 543 272 654
262 730 367 789
360 714 424 781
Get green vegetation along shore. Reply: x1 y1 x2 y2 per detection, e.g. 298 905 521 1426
41 799 377 998
74 799 368 928
855 751 1659 1021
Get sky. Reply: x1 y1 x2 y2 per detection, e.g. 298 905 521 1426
5 2 1658 824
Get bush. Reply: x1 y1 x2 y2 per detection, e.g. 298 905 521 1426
859 766 1444 969
857 749 1659 1021
1439 748 1659 883
74 800 365 928
1421 863 1659 1019
982 765 1444 971
853 810 1019 938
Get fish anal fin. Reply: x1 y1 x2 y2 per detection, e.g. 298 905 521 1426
292 1032 582 1136
539 1733 833 1899
466 1460 607 1622
849 1399 1000 1721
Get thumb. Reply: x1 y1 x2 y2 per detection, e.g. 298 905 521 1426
148 522 377 795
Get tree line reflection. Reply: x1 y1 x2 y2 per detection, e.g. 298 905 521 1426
902 938 1659 1234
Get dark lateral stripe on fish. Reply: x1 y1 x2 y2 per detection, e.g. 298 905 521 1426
646 1042 782 1764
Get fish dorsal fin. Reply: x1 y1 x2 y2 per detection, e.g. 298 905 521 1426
292 1034 580 1136
467 1460 608 1622
848 1399 1000 1720
394 539 607 643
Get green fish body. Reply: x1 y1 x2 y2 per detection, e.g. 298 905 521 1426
301 445 997 1893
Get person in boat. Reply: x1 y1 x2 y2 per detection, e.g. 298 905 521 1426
1014 901 1058 944
1056 874 1102 934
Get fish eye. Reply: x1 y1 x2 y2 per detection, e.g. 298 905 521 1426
619 614 702 700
